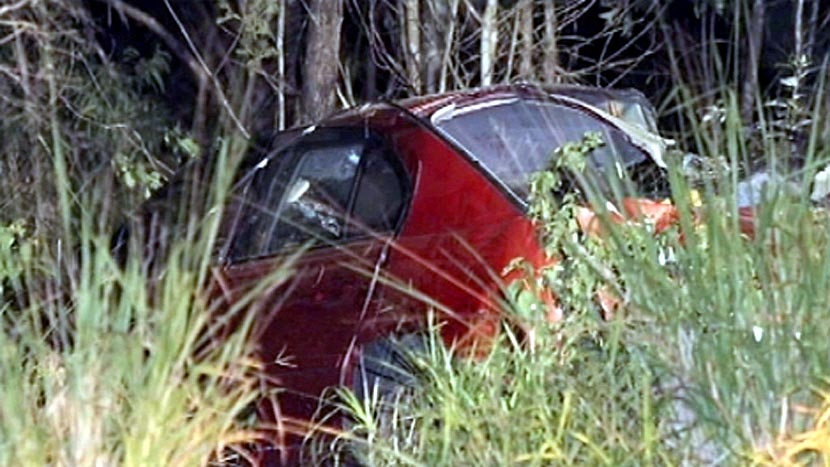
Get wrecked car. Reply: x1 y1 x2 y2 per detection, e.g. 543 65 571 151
125 83 679 463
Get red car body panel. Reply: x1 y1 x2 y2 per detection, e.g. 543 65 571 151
381 120 546 347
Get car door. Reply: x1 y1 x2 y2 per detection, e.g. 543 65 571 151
214 126 411 425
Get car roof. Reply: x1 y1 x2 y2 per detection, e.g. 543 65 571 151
397 83 658 132
322 83 669 162
266 84 663 180
398 83 670 168
326 83 655 128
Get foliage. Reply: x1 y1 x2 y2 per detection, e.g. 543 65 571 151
330 91 830 465
334 323 661 466
0 3 279 462
0 0 190 249
0 200 278 465
752 390 830 466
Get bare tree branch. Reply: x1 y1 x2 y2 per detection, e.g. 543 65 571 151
0 0 31 19
162 0 249 138
96 0 202 87
94 0 252 138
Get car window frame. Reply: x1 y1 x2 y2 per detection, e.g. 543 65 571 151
224 126 412 264
211 129 306 264
344 140 412 239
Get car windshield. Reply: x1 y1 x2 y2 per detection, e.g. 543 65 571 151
431 98 652 200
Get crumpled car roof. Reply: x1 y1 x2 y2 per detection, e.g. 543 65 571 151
396 83 671 169
398 83 660 134
321 83 672 170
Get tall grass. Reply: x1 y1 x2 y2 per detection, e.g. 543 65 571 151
335 321 663 466
0 3 288 464
0 138 285 466
330 86 830 465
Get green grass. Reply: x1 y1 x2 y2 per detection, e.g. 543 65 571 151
330 94 830 466
335 322 663 466
0 239 260 465
332 204 830 465
0 135 290 465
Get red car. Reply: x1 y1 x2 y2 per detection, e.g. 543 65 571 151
127 83 672 463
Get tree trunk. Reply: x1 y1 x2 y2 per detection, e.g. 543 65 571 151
404 0 422 93
438 0 459 93
480 0 498 86
517 0 534 80
302 0 343 122
423 0 450 93
542 1 559 84
741 0 765 122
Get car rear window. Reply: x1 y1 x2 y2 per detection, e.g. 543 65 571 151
432 99 651 200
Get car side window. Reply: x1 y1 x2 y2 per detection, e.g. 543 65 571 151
263 143 362 252
350 148 407 235
227 129 408 262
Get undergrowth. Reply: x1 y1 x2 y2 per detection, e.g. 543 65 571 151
332 92 830 466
